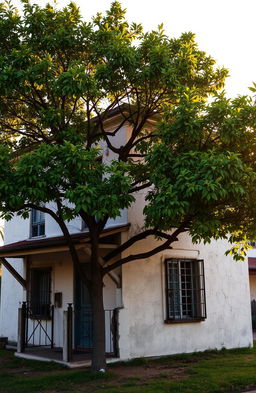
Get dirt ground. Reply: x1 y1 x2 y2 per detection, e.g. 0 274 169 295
108 362 188 380
0 349 189 380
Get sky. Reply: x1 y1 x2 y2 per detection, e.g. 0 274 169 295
12 0 256 98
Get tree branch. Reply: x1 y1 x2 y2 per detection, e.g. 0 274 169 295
103 228 175 264
130 133 159 149
103 226 186 275
130 181 151 193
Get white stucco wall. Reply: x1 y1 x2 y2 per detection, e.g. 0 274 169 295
0 216 28 340
249 276 256 301
117 234 252 360
44 203 128 239
0 259 25 341
115 186 253 360
4 215 30 244
1 205 127 243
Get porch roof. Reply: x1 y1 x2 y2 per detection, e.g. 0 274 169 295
248 257 256 271
0 224 130 258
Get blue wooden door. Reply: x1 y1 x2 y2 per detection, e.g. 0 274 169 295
75 265 93 349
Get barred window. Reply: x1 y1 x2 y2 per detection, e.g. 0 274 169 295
165 259 206 322
31 209 45 238
30 268 51 319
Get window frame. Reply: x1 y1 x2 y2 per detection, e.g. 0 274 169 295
30 208 45 238
164 258 206 323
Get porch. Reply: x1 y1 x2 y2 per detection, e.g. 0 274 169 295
0 225 128 366
16 301 120 367
15 348 118 368
15 347 93 368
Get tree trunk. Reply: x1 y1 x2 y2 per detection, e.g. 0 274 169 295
90 235 106 372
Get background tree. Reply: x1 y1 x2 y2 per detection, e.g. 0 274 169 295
0 0 256 371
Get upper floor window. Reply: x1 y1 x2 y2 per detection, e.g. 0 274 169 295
31 209 45 238
165 258 206 322
81 219 88 231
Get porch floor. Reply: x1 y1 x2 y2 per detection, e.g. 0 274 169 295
15 347 118 368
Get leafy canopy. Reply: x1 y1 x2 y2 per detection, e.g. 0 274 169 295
0 1 255 259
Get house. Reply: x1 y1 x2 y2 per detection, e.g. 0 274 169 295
0 110 253 366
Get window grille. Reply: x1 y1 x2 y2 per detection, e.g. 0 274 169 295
165 259 206 321
31 209 45 237
30 268 51 318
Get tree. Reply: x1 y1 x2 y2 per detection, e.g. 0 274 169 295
0 0 256 371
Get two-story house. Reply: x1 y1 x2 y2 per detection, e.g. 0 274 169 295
0 110 253 366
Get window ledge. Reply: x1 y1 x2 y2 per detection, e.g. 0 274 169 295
29 235 46 240
164 318 206 324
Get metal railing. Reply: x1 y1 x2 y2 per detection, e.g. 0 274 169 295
22 301 54 348
18 302 119 360
72 305 119 356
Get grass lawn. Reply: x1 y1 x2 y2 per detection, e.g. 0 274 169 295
1 346 256 393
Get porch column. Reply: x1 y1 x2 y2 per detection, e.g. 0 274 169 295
17 302 26 353
112 308 120 358
63 303 73 362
